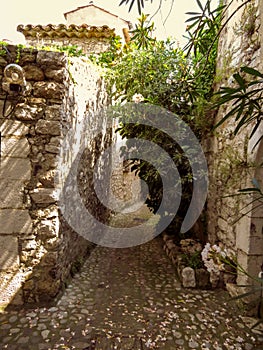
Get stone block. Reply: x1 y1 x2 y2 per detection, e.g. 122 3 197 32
236 217 251 254
23 64 45 81
0 119 29 137
27 97 46 106
226 282 241 298
1 137 30 158
41 251 58 266
44 105 61 121
0 178 25 208
30 188 58 204
33 81 64 100
45 144 60 154
236 229 250 254
0 157 31 181
0 57 8 66
44 68 65 83
195 268 211 289
218 217 230 232
181 267 196 288
49 137 61 146
38 170 56 188
36 217 59 239
19 53 36 64
35 119 61 136
0 209 32 234
235 250 263 286
0 236 19 270
31 205 58 220
14 104 43 121
37 51 66 68
180 239 202 255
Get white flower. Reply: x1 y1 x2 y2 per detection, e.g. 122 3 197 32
166 72 176 85
201 242 232 275
132 93 144 103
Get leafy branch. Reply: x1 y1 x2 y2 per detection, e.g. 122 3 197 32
184 0 252 81
214 66 263 148
129 13 155 49
119 0 149 14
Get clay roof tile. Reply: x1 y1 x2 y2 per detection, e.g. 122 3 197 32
17 24 115 39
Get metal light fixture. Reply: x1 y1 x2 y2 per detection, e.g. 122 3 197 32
3 63 26 95
1 64 27 162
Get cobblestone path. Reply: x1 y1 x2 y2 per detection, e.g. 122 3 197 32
0 237 263 349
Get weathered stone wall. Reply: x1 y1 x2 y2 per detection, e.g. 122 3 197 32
206 0 263 287
0 45 110 306
24 37 111 55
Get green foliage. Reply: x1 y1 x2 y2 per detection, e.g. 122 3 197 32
214 66 263 148
129 13 155 49
57 44 84 57
89 36 122 67
236 2 258 37
109 40 196 117
230 263 263 322
213 65 263 219
119 0 152 14
184 0 224 55
105 39 202 227
184 0 224 99
224 178 263 224
182 251 204 270
39 44 84 57
91 3 222 232
0 41 8 57
215 63 263 317
15 44 25 63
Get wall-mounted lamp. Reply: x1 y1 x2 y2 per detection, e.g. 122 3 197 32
2 63 27 95
1 65 27 162
1 64 28 120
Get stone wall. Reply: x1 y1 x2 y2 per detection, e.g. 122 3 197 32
23 36 112 55
0 45 111 306
206 0 263 287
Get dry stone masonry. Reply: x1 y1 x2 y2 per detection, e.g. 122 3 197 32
17 24 115 55
0 45 111 306
206 0 263 293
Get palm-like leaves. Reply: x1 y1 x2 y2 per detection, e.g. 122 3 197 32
214 66 263 147
129 13 155 49
119 0 151 14
184 0 225 56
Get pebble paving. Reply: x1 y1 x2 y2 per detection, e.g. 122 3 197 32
0 237 263 349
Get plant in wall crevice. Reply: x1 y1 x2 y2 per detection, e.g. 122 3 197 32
214 64 263 321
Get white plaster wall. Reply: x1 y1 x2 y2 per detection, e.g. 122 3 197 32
65 6 130 40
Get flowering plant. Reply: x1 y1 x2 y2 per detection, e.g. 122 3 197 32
132 93 145 104
201 243 234 276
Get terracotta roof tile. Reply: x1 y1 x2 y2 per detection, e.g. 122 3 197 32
17 24 115 39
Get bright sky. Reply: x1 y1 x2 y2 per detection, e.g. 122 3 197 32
0 0 215 46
